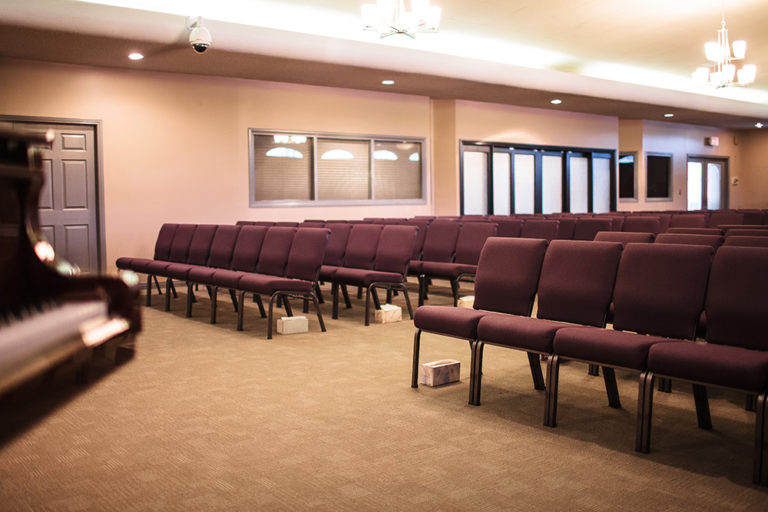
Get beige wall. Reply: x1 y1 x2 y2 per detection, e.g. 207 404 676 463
734 130 768 209
0 59 433 267
430 99 459 215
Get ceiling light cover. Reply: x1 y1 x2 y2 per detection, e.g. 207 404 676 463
128 52 144 60
693 17 756 88
362 0 441 39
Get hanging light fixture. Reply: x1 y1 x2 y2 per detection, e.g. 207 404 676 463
361 0 442 39
692 17 756 88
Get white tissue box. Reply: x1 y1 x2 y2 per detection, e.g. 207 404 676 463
419 359 461 387
277 315 308 334
374 304 402 323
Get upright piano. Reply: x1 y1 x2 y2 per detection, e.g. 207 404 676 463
0 127 140 400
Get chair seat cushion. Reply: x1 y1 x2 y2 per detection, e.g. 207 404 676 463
163 263 196 280
211 269 245 289
419 261 477 279
319 265 339 281
333 267 403 287
238 273 312 294
408 260 424 274
118 257 155 273
648 341 768 392
478 314 573 353
553 327 672 370
144 260 173 275
187 265 217 284
414 305 486 340
115 256 137 270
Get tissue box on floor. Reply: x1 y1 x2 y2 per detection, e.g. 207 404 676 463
277 315 308 334
419 359 460 387
374 304 402 323
457 295 475 309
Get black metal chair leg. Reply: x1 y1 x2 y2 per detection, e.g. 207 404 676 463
401 284 413 319
357 286 363 299
229 289 239 312
315 282 325 304
658 377 672 393
371 287 382 309
527 352 546 391
386 288 392 304
146 276 152 307
417 274 426 306
284 298 294 317
364 286 372 326
693 384 712 430
164 279 173 311
341 284 352 309
331 282 339 319
267 294 277 340
302 298 309 314
747 394 757 412
469 341 484 406
411 330 422 388
154 275 162 294
186 282 194 317
753 392 768 485
169 279 178 298
254 294 266 318
603 367 622 408
210 286 218 324
544 355 560 427
636 370 655 453
311 293 326 332
236 290 246 330
588 364 600 376
450 279 460 307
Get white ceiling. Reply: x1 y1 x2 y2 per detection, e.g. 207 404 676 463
1 0 767 128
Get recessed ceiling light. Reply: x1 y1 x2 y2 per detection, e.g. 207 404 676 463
381 80 395 85
756 122 764 128
128 52 144 61
550 99 562 105
664 113 674 118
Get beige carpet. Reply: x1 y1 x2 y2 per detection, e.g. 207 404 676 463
0 280 766 511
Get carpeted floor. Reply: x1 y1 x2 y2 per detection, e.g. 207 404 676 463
0 280 766 511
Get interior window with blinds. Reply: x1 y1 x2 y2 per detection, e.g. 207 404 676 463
249 130 426 206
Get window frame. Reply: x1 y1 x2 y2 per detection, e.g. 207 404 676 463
645 152 673 202
248 128 427 208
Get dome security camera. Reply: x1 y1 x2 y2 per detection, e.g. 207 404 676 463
187 16 211 54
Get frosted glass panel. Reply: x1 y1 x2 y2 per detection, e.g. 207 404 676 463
542 155 562 214
707 163 722 210
514 154 535 214
592 158 611 213
569 156 589 213
463 151 488 215
492 152 511 215
687 162 702 211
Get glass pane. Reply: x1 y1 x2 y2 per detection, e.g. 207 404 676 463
542 155 562 214
646 154 671 198
707 163 722 210
317 139 370 200
514 153 535 214
618 154 635 199
687 161 702 211
592 157 611 213
492 152 511 215
373 141 422 199
252 134 312 201
463 151 488 215
569 156 589 213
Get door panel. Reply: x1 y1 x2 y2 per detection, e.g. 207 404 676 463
707 162 722 210
462 150 489 215
541 155 562 214
592 157 611 213
687 157 726 211
569 155 589 213
492 151 511 215
514 153 535 214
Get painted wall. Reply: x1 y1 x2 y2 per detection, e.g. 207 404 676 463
0 58 433 267
735 130 768 209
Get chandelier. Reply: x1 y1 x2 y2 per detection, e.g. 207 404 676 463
361 0 442 39
692 17 756 88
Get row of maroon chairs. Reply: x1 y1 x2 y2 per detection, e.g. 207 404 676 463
412 238 768 485
117 224 329 339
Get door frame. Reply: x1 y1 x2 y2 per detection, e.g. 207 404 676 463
1 115 106 272
686 154 729 210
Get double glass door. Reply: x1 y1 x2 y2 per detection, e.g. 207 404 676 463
687 158 726 211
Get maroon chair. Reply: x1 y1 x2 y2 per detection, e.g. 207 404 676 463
667 227 723 235
726 228 768 237
740 210 766 225
594 231 654 246
723 236 768 248
409 221 462 306
411 238 549 404
140 224 197 306
274 221 299 227
403 220 429 261
496 219 523 238
554 217 576 240
548 243 714 435
181 225 242 318
330 224 384 319
235 228 329 339
595 214 624 231
622 216 661 234
654 233 724 250
645 247 768 484
299 221 326 228
116 223 179 306
572 218 613 241
331 225 418 325
209 226 269 323
473 240 623 409
419 222 499 306
521 220 559 241
708 211 744 228
316 222 353 305
236 221 275 227
670 213 708 228
157 224 218 311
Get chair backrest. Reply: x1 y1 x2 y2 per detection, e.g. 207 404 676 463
666 227 723 235
374 225 419 274
705 246 768 350
403 220 429 259
725 228 768 237
343 224 384 269
274 221 299 227
420 221 461 262
323 223 353 266
285 228 330 281
536 240 623 327
595 214 624 231
622 216 660 234
594 231 654 246
299 221 326 228
153 223 179 260
230 226 268 272
739 210 766 225
496 219 523 238
207 225 241 269
554 217 577 240
520 220 559 241
167 224 197 263
236 220 275 227
654 233 724 249
473 237 548 316
572 218 613 241
722 235 768 248
613 243 713 340
670 213 708 228
257 227 297 276
184 224 218 266
708 211 744 228
454 222 499 265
